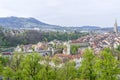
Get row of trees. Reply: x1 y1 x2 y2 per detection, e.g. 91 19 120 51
0 27 88 47
0 48 120 80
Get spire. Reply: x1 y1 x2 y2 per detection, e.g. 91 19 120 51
114 19 118 34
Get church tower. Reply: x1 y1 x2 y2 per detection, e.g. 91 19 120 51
114 19 118 34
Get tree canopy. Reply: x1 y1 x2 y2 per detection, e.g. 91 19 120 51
0 48 120 80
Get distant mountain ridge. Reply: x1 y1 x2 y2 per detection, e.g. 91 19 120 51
0 16 61 29
0 16 119 32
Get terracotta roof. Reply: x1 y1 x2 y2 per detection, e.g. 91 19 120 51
55 53 82 60
2 52 13 55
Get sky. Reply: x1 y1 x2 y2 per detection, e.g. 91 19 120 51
0 0 120 27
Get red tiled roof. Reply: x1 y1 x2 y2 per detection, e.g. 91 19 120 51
55 53 82 60
2 52 12 55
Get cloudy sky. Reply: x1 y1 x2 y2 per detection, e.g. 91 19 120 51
0 0 120 27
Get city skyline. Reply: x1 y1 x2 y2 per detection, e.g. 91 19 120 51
0 0 120 27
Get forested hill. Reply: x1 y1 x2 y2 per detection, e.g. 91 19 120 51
0 16 118 32
0 16 61 29
0 27 88 47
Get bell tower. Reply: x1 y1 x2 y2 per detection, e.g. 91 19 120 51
114 19 118 34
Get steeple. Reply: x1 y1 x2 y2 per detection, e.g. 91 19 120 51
114 19 118 34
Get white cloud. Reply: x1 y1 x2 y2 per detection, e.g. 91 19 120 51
0 0 120 27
